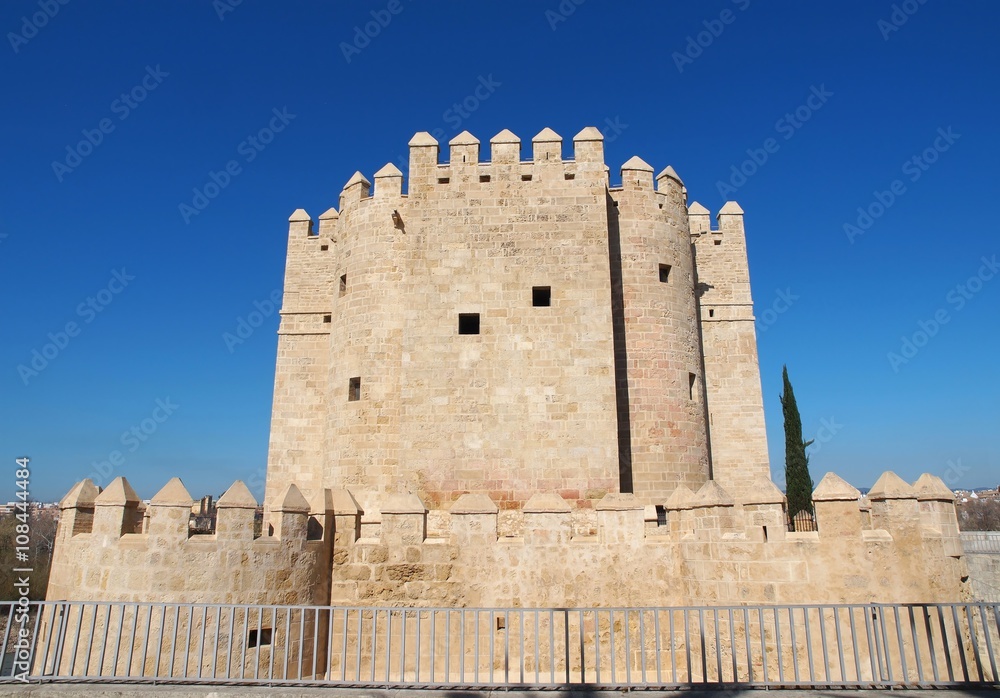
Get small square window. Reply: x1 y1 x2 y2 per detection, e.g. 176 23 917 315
659 264 671 283
532 287 551 307
564 173 575 181
320 244 329 251
339 274 347 296
713 239 722 246
322 314 331 323
348 377 361 402
248 628 272 648
480 175 491 183
458 313 480 335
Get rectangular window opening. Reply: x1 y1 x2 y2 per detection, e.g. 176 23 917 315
339 274 347 296
655 505 667 526
532 286 551 307
689 373 697 400
458 313 480 335
322 314 331 323
708 309 715 318
348 377 361 402
480 175 491 183
437 177 450 185
564 173 575 180
713 239 722 246
248 628 272 648
521 174 532 181
320 244 329 251
659 264 671 283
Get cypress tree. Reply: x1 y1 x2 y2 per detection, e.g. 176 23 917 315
780 365 814 525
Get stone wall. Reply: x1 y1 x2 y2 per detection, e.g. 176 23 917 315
323 471 967 608
264 127 769 518
46 477 331 606
48 471 967 610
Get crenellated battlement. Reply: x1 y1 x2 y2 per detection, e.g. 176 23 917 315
47 476 333 605
316 470 967 608
48 466 968 610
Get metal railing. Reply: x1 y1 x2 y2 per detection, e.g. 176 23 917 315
963 531 1000 554
1 601 998 688
787 510 818 532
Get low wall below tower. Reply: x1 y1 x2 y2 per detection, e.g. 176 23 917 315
47 471 968 610
324 472 968 608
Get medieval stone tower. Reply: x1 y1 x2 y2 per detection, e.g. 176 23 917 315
264 127 770 519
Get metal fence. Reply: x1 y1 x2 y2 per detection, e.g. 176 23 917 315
1 601 998 688
963 531 1000 554
787 510 818 532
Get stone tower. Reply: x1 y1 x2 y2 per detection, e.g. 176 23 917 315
265 127 770 519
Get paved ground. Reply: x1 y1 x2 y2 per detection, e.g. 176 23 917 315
1 688 998 698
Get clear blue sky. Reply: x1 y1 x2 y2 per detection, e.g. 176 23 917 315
2 1 997 503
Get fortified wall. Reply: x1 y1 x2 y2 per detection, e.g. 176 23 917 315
265 127 770 522
48 471 967 608
44 127 971 615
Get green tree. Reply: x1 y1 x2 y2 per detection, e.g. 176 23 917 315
781 365 814 525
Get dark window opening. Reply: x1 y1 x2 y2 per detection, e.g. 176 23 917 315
348 377 361 402
458 313 480 335
480 175 491 183
322 314 331 323
248 628 272 648
521 174 532 181
708 309 715 318
320 244 329 251
714 239 722 246
306 516 323 540
438 177 449 184
339 274 347 296
655 505 667 526
659 264 671 283
532 287 551 307
689 373 697 400
564 173 575 180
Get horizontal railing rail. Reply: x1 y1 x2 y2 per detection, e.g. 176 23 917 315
1 601 997 688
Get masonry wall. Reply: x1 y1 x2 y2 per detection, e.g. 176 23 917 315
47 478 331 606
611 162 710 503
265 213 336 502
690 203 770 498
327 472 968 608
265 127 768 519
